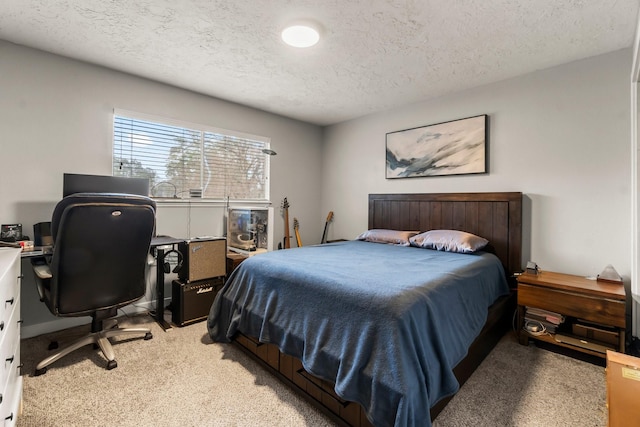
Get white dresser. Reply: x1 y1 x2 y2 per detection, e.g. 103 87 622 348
0 248 21 426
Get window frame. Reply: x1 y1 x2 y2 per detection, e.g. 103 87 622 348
112 109 272 204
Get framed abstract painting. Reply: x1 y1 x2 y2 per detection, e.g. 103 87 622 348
386 114 487 178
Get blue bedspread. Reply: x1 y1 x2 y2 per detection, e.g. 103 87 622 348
207 240 509 427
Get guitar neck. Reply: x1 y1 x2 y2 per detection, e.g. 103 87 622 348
295 229 302 247
283 209 291 249
321 211 333 244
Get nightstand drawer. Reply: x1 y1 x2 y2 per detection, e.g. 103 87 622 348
518 283 625 328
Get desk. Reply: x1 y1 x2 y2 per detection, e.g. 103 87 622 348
19 246 52 258
150 236 185 331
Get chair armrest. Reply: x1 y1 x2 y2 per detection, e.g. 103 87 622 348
33 264 52 279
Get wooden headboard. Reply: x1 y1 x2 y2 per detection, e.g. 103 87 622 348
368 192 523 276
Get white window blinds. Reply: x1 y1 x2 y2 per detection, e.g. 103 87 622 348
113 113 271 201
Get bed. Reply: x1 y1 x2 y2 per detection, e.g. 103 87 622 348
208 192 522 427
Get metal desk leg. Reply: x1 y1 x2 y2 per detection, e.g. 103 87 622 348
152 247 172 331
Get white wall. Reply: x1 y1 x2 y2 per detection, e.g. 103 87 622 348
322 49 632 283
0 41 323 336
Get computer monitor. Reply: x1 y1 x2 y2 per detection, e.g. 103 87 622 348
63 173 150 197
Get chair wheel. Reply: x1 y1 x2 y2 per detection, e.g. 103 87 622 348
35 367 47 376
106 360 117 370
144 332 153 340
48 341 59 350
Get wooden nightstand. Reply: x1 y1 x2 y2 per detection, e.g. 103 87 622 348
517 270 626 358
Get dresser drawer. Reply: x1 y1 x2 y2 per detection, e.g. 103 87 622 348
0 302 20 394
0 249 20 427
518 283 625 327
0 259 19 337
0 343 21 427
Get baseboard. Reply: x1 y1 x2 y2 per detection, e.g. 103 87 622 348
22 317 90 339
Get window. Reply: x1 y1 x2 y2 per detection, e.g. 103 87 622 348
112 111 271 201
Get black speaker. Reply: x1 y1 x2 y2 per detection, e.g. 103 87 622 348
171 278 223 326
33 222 53 246
178 238 226 282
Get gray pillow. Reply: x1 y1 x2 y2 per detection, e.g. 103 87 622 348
409 230 488 253
356 229 419 246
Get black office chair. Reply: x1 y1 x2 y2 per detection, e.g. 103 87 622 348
31 193 156 375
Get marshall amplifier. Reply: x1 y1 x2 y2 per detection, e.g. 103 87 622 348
178 238 226 282
172 278 224 326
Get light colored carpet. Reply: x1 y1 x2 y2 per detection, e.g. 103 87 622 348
433 334 607 427
17 314 606 427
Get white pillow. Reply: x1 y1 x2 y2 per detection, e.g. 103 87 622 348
409 230 488 253
356 229 419 246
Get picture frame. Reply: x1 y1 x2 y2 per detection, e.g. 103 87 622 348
385 114 487 179
1 224 22 242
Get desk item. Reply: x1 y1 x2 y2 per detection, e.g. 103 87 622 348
177 238 226 282
0 224 22 242
33 221 53 246
150 236 185 331
30 193 156 375
19 240 34 251
19 245 51 257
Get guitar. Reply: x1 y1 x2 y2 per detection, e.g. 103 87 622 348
281 197 291 249
321 211 333 244
293 218 302 247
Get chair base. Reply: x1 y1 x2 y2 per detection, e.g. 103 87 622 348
34 321 152 376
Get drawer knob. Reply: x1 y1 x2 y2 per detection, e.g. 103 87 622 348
5 413 12 421
6 356 14 364
5 298 14 306
0 394 2 404
0 322 3 331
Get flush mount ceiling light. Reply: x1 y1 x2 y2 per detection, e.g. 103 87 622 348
281 22 320 48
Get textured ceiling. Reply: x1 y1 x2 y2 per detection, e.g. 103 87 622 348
1 1 638 126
